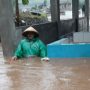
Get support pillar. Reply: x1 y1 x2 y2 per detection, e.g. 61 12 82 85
72 0 79 32
50 0 60 38
0 0 16 58
85 0 89 31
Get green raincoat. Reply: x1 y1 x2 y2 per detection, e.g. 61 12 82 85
14 38 47 58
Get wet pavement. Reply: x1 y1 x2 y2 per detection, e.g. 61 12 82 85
0 46 90 90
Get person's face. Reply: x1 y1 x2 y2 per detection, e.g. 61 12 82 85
27 32 35 40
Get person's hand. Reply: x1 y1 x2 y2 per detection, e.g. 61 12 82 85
12 56 17 60
41 57 50 61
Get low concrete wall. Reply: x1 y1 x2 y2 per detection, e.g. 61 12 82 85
73 32 90 43
16 17 87 45
18 22 58 44
19 20 75 44
47 39 90 58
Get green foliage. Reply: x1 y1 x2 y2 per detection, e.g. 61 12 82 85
22 0 29 5
20 12 47 19
19 12 48 25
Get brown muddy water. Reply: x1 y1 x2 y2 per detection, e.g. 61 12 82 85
0 47 90 90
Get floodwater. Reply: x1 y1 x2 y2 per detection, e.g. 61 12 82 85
0 47 90 90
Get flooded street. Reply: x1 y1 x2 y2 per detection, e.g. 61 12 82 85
0 47 90 90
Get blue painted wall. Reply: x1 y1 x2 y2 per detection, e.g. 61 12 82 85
47 43 90 58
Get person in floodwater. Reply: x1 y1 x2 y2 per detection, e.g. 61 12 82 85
12 26 49 61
